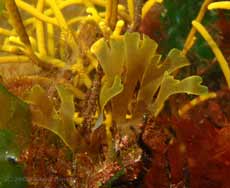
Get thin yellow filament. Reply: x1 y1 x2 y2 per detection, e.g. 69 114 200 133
86 51 98 69
15 0 58 25
67 16 95 26
112 20 124 38
208 1 230 10
23 18 35 27
22 0 104 27
47 0 78 49
47 23 55 57
0 56 29 63
142 0 163 18
192 21 230 88
183 0 213 54
105 0 118 29
36 0 47 56
8 36 25 46
86 7 102 23
0 28 15 36
127 0 135 23
178 92 217 117
35 52 66 68
1 45 22 54
118 4 131 23
39 0 84 18
47 0 69 29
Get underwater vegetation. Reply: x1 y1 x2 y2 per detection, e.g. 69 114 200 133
0 0 229 187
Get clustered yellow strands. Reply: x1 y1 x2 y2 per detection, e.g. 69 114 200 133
179 0 230 117
183 0 213 55
183 0 230 88
1 0 163 69
192 21 230 87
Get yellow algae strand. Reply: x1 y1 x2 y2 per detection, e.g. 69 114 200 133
67 16 95 26
86 7 102 23
0 56 29 63
43 0 85 16
192 21 230 88
183 0 213 54
105 0 118 29
22 0 102 27
36 0 47 56
127 0 135 23
118 4 131 23
47 23 55 57
142 0 163 18
0 28 15 36
47 0 69 29
111 20 125 38
15 0 58 25
208 1 230 10
35 53 66 68
178 92 217 117
47 0 78 50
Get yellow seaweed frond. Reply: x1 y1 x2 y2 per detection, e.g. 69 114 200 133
208 1 230 10
92 32 207 123
192 21 230 88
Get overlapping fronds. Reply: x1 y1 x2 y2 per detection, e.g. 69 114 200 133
92 32 207 126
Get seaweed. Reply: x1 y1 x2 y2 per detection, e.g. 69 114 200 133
26 84 85 152
0 0 229 187
92 32 207 125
